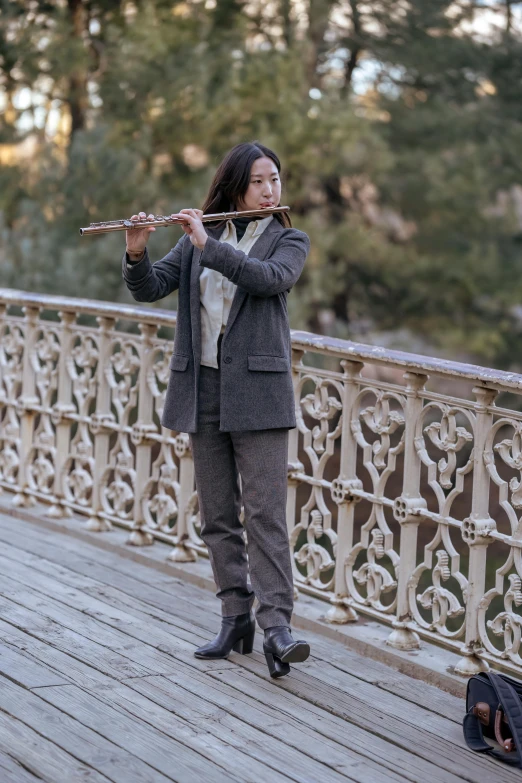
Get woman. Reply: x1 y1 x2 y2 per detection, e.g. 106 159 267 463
123 141 310 678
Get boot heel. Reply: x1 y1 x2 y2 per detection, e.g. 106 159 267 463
242 625 256 654
264 651 290 679
232 626 255 655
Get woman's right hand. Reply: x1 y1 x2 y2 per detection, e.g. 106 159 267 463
125 211 156 254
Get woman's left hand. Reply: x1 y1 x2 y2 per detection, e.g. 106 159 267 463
176 208 207 250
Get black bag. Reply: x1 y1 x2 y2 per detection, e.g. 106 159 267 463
463 671 522 767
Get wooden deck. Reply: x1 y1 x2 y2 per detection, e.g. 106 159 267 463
0 511 519 783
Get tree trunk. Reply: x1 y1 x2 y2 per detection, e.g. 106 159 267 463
67 0 88 136
307 0 335 88
341 0 362 98
506 0 513 34
280 0 293 48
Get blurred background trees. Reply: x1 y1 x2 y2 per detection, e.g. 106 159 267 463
2 0 522 368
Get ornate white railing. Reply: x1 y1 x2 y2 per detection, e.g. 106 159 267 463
2 288 522 676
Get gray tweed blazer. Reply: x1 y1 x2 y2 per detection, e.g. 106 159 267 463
122 218 310 432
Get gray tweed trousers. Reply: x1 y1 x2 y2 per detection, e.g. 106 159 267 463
188 336 294 629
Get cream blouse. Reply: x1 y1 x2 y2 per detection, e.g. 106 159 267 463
199 214 273 368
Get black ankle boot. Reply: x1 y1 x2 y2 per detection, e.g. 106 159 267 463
194 612 255 659
263 626 310 678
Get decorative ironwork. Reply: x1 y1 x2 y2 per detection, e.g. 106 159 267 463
3 289 522 676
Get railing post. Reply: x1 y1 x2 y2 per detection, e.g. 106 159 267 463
167 433 197 562
287 346 305 598
387 371 428 649
454 385 497 675
87 316 115 531
128 322 157 546
12 306 40 508
0 302 6 495
47 310 76 518
325 359 364 624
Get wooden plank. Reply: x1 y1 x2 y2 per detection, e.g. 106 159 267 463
14 554 462 749
0 549 465 783
0 642 71 689
17 544 463 725
0 525 455 783
225 656 521 783
0 577 192 670
0 516 482 760
35 683 290 783
288 654 464 739
0 625 281 783
0 709 111 783
0 512 513 782
83 581 211 643
0 538 212 647
0 517 220 648
0 525 224 639
0 752 44 782
294 632 464 723
0 522 478 734
0 527 463 723
0 516 219 620
0 545 394 782
0 534 463 748
0 619 115 689
0 566 301 780
0 674 178 783
0 556 219 667
0 573 236 676
90 675 389 783
0 535 460 704
0 597 155 680
1 554 465 753
129 672 451 783
201 666 468 783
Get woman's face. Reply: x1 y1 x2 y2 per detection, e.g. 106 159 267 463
237 156 282 211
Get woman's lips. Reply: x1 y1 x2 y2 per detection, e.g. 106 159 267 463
260 202 274 208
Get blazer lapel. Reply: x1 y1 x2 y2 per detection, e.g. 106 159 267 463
190 218 285 354
223 218 284 340
190 224 222 364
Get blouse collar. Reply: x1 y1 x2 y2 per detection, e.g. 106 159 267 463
222 214 274 243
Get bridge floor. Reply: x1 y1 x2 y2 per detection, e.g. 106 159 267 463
0 510 517 783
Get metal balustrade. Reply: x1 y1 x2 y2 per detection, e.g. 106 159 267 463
2 287 522 677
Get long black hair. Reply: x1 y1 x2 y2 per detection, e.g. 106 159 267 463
201 141 291 228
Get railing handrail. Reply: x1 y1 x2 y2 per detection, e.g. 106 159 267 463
0 287 180 327
2 287 522 392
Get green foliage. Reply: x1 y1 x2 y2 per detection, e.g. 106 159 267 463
2 0 522 370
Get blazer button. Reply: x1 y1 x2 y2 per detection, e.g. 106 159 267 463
224 356 232 364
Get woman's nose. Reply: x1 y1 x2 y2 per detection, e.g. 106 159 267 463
263 183 273 196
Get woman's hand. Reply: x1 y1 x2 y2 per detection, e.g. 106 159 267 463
126 211 156 255
178 208 207 250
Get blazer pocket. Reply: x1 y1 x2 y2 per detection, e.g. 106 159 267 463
247 354 290 372
169 353 189 372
